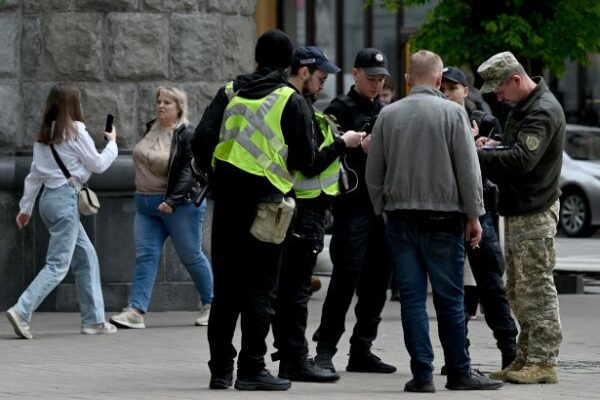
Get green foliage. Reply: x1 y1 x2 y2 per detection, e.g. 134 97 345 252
365 0 600 76
364 0 402 11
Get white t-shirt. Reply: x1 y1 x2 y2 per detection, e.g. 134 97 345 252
19 121 118 215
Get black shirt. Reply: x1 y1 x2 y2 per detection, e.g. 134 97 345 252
324 86 384 207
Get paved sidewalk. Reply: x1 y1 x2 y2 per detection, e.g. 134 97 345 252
1 278 599 399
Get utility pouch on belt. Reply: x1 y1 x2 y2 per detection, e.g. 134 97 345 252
250 197 296 244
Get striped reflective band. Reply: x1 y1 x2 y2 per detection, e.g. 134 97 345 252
221 91 293 183
293 173 339 190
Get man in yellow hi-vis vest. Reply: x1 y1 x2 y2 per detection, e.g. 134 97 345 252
192 30 317 392
271 47 365 384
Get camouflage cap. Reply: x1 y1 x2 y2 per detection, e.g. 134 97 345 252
477 51 519 93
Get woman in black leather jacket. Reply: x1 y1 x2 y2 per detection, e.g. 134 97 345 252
110 86 213 329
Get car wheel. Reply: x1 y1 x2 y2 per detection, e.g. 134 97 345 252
559 189 594 237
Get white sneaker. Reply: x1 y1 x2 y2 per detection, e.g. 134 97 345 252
110 306 145 329
6 307 33 339
195 304 211 326
81 321 117 335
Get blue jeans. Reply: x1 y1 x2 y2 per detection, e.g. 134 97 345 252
130 193 213 313
14 184 106 326
386 212 470 382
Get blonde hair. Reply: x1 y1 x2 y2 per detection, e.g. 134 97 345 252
408 50 443 85
155 86 189 127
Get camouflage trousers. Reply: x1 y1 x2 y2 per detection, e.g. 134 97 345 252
504 200 562 365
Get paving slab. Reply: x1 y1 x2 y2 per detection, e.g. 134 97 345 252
1 278 599 399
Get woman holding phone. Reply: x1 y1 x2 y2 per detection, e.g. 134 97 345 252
6 83 119 339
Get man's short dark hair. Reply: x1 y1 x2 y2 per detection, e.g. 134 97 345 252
254 29 293 70
290 63 318 76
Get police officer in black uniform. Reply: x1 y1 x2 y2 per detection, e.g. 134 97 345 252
313 48 396 374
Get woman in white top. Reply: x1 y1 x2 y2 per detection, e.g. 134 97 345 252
6 83 119 339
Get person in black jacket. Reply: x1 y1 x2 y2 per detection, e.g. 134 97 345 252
192 30 317 391
110 86 213 329
441 66 518 371
272 47 365 383
313 48 395 375
476 51 564 384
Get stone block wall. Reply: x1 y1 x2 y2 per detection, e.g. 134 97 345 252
0 0 257 149
0 0 258 312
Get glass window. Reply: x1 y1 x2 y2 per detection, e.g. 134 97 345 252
343 1 365 92
557 61 579 123
295 0 306 45
373 6 397 88
315 0 337 104
582 55 600 126
565 127 600 161
403 0 438 30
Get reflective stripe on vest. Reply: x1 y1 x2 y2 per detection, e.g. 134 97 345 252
224 81 235 101
293 111 341 199
214 86 295 193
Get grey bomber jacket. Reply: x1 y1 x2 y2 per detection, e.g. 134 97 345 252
366 85 485 218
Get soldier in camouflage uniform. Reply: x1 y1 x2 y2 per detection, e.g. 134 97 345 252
476 51 564 384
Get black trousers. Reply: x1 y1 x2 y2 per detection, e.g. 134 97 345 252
466 213 518 360
316 199 392 355
272 204 326 365
207 190 283 377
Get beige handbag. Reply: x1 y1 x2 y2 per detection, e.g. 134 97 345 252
50 144 100 216
77 186 101 216
250 197 296 244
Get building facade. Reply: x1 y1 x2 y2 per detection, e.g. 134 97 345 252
0 0 257 312
261 1 600 125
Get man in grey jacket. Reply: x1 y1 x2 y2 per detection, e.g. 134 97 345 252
365 50 503 393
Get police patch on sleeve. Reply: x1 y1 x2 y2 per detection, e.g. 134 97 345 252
525 135 540 151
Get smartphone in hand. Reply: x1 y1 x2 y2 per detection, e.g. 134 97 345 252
105 114 114 132
104 114 114 141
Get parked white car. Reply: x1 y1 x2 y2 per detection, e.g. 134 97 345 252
559 124 600 237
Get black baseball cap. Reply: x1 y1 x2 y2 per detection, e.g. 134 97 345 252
442 66 468 86
354 48 389 76
293 46 341 73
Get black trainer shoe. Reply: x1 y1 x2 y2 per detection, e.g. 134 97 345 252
314 352 337 373
404 378 436 393
346 351 397 374
279 358 340 382
209 372 233 389
440 365 448 376
234 369 291 391
445 370 504 390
